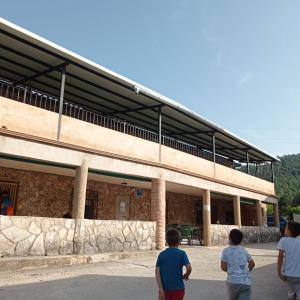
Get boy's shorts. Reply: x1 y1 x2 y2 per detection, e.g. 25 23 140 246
286 276 300 300
226 283 251 300
164 289 185 300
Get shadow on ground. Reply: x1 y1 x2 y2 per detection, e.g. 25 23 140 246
245 242 279 251
0 263 286 300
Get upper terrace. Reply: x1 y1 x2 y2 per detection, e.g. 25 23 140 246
0 18 279 189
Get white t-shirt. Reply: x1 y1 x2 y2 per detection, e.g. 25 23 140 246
278 237 300 277
221 245 252 285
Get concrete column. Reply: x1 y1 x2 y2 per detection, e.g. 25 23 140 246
256 200 263 226
233 195 242 226
202 189 211 246
72 159 88 219
151 178 166 250
274 202 280 228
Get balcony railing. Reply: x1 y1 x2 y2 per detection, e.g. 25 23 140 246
0 78 237 170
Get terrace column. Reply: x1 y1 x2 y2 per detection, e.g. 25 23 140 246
72 159 88 219
233 195 242 226
151 178 166 250
56 66 66 141
203 189 211 246
256 200 263 226
274 202 280 228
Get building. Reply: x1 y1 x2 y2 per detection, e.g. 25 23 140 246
0 18 280 256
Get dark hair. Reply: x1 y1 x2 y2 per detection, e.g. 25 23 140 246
229 229 243 245
166 228 181 246
286 221 300 238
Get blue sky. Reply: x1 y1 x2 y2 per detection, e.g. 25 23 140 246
1 1 299 156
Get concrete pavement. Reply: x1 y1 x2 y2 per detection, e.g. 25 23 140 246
0 243 286 300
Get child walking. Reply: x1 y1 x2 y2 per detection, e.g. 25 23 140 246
155 228 192 300
221 229 255 300
277 221 300 300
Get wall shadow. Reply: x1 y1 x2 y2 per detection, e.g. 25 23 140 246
0 263 286 300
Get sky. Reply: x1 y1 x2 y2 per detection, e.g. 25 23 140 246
1 1 300 156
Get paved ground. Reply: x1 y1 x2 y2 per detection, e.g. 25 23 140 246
0 243 286 300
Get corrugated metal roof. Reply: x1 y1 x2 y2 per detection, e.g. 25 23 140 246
0 17 279 163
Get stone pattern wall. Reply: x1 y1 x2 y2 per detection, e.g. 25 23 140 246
166 192 201 226
211 199 234 224
241 203 258 226
0 167 151 221
87 180 151 221
0 167 73 218
0 215 156 257
211 224 280 246
1 167 198 224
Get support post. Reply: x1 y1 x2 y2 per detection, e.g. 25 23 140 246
233 195 242 226
72 159 88 219
246 150 250 174
151 178 166 250
202 189 211 246
23 86 27 103
56 66 66 141
212 133 216 163
274 202 280 228
271 162 275 183
256 200 263 226
158 107 162 163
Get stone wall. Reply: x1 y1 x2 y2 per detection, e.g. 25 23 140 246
0 215 156 257
166 192 201 226
211 199 234 224
1 167 199 224
211 224 280 246
0 167 151 221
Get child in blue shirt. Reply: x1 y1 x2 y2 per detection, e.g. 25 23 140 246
221 229 255 300
155 228 192 300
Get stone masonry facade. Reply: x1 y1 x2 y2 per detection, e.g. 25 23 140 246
166 192 201 226
211 224 280 246
0 167 152 221
1 167 200 224
0 215 156 257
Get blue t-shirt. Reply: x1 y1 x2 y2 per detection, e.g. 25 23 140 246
221 246 252 285
156 248 190 290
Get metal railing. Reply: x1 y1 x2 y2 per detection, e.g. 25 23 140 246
0 78 233 169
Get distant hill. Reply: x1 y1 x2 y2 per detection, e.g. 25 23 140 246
274 153 300 214
240 153 300 215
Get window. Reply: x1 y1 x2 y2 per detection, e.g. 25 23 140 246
0 181 18 215
84 190 98 219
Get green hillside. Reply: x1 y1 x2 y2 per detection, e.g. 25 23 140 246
239 153 300 216
274 153 300 215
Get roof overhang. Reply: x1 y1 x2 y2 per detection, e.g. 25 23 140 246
0 17 279 163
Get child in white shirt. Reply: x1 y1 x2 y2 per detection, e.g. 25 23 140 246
277 221 300 300
221 229 255 300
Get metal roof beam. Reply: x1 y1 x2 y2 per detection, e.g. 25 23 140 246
139 90 276 162
13 62 68 86
0 55 160 130
105 104 164 116
216 146 250 151
167 129 216 137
